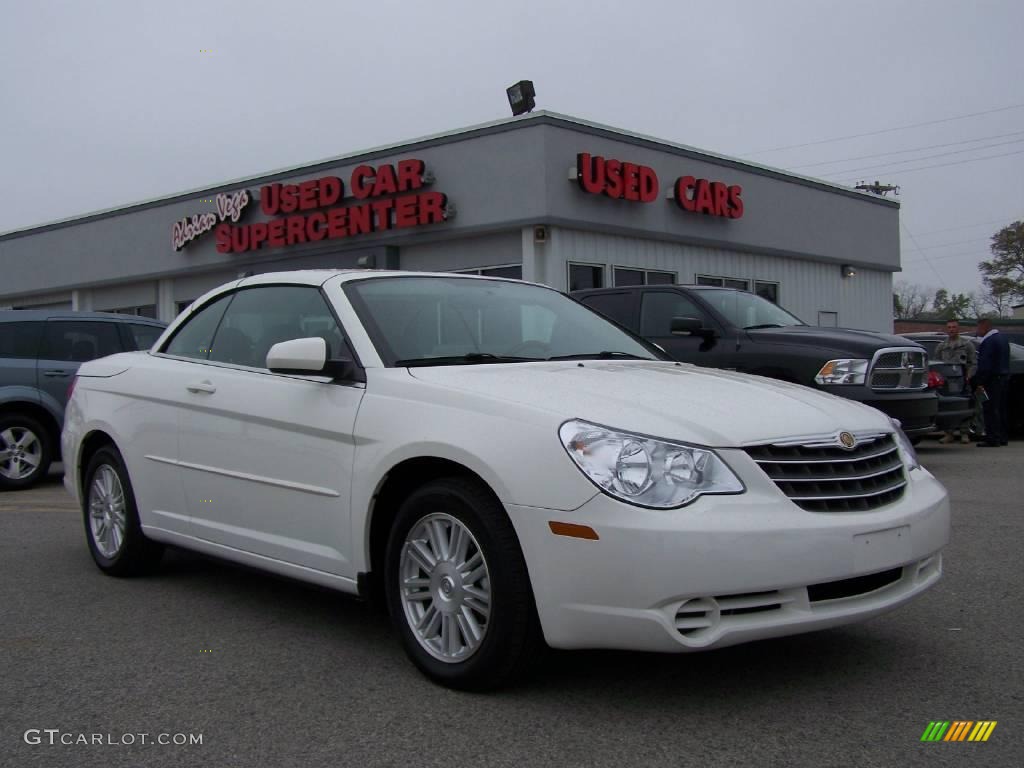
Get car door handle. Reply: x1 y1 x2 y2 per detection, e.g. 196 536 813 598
43 370 70 377
186 381 217 394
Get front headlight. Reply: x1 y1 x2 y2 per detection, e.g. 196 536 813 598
558 420 744 508
890 418 920 471
815 358 869 385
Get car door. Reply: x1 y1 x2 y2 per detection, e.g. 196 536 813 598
639 290 725 366
37 319 123 414
172 284 363 576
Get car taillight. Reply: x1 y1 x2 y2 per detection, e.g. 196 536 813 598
927 370 945 389
67 376 78 400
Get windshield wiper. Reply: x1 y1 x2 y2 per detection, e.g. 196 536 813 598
546 351 648 361
743 323 786 330
394 353 540 367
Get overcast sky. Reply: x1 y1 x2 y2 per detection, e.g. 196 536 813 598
2 0 1022 298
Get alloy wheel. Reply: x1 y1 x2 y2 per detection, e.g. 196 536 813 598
88 465 128 558
399 512 492 663
0 426 42 480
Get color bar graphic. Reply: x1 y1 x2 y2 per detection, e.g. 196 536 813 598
968 721 997 742
921 721 949 741
921 720 997 742
944 721 972 741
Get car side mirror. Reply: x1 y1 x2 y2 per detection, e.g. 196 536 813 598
671 316 705 336
266 337 356 380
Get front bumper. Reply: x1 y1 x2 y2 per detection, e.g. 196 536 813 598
507 451 949 652
827 388 938 438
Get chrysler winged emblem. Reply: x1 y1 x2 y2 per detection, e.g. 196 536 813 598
838 431 857 450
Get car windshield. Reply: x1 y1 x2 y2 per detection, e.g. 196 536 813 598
344 276 659 366
690 288 805 329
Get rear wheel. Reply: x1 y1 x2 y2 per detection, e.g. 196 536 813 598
385 477 542 691
83 446 163 575
0 414 52 491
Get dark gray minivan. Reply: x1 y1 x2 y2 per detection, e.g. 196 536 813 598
0 310 166 489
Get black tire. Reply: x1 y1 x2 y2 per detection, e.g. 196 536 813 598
384 477 543 691
82 446 163 576
0 414 53 491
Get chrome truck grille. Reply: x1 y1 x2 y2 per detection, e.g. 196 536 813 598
869 347 928 390
745 433 907 512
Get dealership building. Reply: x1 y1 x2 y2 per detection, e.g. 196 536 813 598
0 112 900 331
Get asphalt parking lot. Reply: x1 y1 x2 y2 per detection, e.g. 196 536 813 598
1 443 1021 768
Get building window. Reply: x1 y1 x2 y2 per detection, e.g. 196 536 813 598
753 281 780 304
613 268 676 287
454 265 522 279
105 304 157 318
568 263 604 291
697 274 752 291
176 300 195 315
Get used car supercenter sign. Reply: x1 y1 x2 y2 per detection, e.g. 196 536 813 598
575 152 744 219
171 158 452 253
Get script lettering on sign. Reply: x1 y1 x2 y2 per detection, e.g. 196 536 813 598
171 188 253 250
215 189 251 223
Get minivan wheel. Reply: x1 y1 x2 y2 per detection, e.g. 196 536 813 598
0 415 52 490
83 447 163 576
385 477 542 691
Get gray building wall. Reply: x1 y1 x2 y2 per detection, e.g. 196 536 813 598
543 227 893 332
0 112 900 328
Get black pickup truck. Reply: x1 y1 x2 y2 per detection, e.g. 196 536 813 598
573 285 938 440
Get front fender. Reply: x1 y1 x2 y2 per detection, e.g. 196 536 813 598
348 392 600 574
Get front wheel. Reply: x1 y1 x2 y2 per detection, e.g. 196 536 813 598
385 478 542 691
83 446 163 576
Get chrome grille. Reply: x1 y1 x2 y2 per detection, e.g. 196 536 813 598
746 434 907 512
869 347 928 390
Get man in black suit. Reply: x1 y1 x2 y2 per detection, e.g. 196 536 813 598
972 318 1011 447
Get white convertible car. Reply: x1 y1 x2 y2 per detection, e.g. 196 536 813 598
63 270 950 689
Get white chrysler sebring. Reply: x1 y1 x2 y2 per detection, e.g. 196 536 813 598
63 270 949 689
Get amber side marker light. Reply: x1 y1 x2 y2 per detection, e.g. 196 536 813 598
548 521 600 540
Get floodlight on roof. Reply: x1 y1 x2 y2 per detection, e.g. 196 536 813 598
506 80 536 116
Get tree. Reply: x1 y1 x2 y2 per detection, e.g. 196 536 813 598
893 281 930 320
979 276 1016 317
931 288 971 320
979 220 1024 306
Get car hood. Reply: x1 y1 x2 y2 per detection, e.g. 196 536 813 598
409 360 892 446
748 325 923 357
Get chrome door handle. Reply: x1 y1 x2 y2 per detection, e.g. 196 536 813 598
186 381 217 394
43 370 70 377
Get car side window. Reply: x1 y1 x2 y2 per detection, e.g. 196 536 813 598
208 286 346 369
581 293 635 328
0 322 45 359
640 293 706 337
127 324 163 351
40 321 122 362
163 295 232 360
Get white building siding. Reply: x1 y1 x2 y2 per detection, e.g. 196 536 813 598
400 232 523 273
547 227 894 333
